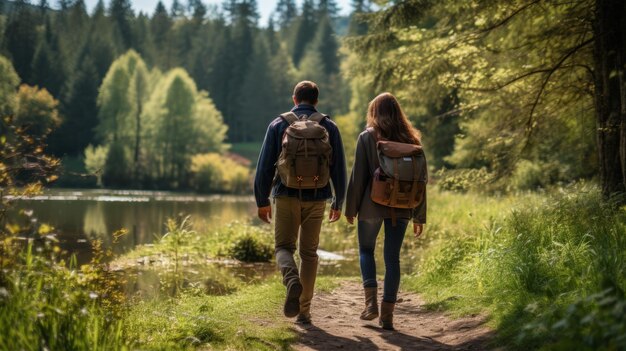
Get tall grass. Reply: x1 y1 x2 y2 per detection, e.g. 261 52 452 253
0 239 128 351
406 185 626 349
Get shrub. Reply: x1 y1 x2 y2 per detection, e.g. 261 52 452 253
84 144 109 186
435 167 495 192
228 233 273 262
191 153 250 194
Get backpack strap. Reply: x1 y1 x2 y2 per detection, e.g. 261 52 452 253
280 112 299 125
308 112 326 123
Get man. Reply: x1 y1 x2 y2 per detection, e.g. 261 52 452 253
254 81 347 324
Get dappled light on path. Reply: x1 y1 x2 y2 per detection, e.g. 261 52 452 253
293 281 492 351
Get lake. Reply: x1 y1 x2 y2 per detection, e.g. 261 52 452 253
8 188 420 292
9 189 259 263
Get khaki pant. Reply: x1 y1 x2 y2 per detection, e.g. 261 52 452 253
274 197 326 317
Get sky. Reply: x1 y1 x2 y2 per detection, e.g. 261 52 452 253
81 0 353 26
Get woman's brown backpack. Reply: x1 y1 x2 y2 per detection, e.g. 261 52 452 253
368 127 427 210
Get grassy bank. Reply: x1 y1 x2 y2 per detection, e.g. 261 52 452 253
124 277 338 350
405 185 626 350
3 186 623 350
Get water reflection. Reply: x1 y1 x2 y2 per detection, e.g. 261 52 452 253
9 188 421 296
10 189 258 262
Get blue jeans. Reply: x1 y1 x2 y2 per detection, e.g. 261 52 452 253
358 218 409 303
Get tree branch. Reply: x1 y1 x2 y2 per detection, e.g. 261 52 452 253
477 0 543 34
521 36 594 149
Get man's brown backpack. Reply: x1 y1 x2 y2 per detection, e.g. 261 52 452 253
368 127 427 210
276 112 332 193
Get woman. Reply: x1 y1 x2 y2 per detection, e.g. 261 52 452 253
345 92 427 330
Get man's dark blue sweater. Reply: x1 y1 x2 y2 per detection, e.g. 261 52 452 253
254 104 347 211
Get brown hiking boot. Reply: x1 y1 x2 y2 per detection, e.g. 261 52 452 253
284 280 303 317
360 287 379 320
379 301 395 330
295 312 312 325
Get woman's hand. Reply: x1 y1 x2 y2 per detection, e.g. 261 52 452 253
346 216 355 225
329 209 341 223
413 222 424 238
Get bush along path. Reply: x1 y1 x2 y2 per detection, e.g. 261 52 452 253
293 281 492 351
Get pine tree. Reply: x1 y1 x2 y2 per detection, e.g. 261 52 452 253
151 1 174 69
290 0 317 67
347 0 369 35
317 0 339 18
273 0 297 30
109 0 134 49
3 0 39 82
29 17 65 97
313 15 339 75
239 36 275 141
170 0 186 18
48 58 100 156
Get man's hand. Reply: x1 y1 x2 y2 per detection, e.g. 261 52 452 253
258 206 272 224
345 216 354 225
329 209 341 223
413 223 424 238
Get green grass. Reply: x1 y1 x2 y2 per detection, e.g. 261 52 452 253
0 241 128 351
124 281 294 350
124 276 340 350
404 184 626 350
6 185 624 350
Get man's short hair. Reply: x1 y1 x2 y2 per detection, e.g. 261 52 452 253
293 81 319 104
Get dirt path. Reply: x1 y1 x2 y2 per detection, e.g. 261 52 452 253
292 281 493 351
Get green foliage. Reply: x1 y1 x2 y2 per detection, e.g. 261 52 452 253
347 0 597 188
228 233 273 263
405 185 626 349
0 239 128 351
95 51 228 190
0 55 19 116
102 141 131 187
190 153 250 194
84 144 109 186
14 84 61 137
435 167 495 192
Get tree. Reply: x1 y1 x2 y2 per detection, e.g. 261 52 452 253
14 85 61 138
151 1 174 69
48 58 100 156
29 17 65 98
0 55 20 117
3 0 39 82
347 0 369 36
312 16 339 76
348 0 616 194
109 0 134 49
289 0 317 67
274 0 297 29
142 67 226 187
128 55 150 184
317 0 339 18
97 60 131 143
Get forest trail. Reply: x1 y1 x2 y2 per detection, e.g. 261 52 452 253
292 281 493 351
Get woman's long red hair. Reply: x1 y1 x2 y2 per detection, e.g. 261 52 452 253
366 92 421 145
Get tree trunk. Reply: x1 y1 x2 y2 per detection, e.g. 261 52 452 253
620 1 626 192
593 0 625 199
134 102 141 187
